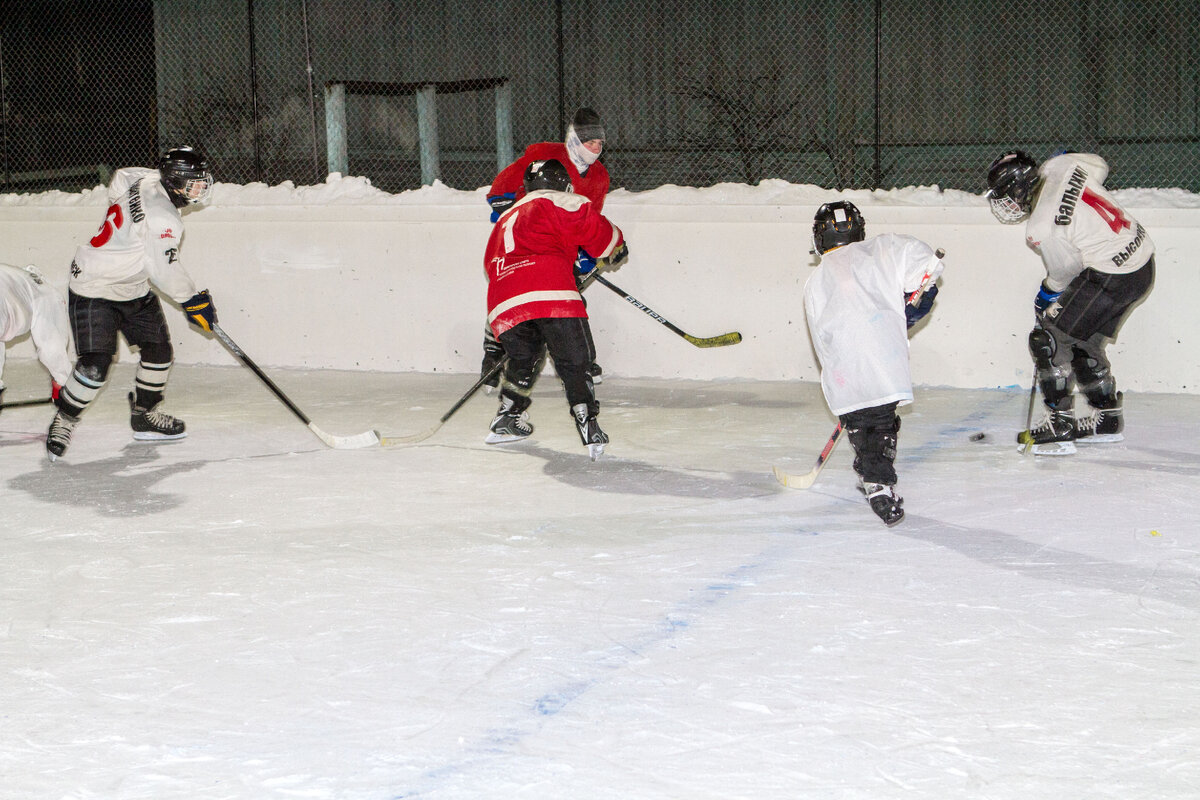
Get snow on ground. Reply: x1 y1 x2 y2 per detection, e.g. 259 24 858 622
2 357 1198 799
4 172 1200 211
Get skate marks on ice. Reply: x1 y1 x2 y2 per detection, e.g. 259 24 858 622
897 515 1200 614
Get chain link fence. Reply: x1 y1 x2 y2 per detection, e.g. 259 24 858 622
2 0 1197 195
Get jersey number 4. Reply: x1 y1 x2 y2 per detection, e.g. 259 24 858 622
90 203 124 247
1081 188 1131 234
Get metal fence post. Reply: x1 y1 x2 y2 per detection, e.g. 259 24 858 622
495 80 513 171
324 82 347 175
417 83 440 185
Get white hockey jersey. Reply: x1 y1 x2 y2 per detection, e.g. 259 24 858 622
0 263 73 389
804 234 944 416
69 167 200 303
1025 153 1154 292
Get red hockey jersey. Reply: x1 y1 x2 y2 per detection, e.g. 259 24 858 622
490 142 610 211
485 190 623 337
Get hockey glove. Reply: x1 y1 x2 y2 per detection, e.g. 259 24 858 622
601 242 629 272
488 192 516 223
184 290 217 332
1033 282 1062 317
905 284 938 329
574 248 598 276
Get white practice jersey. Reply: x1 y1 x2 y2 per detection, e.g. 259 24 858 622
1025 153 1154 292
804 234 944 416
69 167 199 303
0 264 74 389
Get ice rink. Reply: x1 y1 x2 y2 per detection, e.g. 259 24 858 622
2 358 1198 799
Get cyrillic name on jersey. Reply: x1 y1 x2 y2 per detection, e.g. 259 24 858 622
1112 223 1147 267
127 182 145 224
1054 167 1088 226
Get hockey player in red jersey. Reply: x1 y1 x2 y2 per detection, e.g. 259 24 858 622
985 150 1154 455
483 158 627 460
45 146 219 461
481 107 611 386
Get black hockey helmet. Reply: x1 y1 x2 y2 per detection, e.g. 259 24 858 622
523 159 573 194
812 200 866 255
984 150 1039 223
158 145 213 207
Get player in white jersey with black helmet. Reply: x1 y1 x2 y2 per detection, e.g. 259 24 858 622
0 263 73 408
804 201 944 526
46 146 220 461
985 150 1154 455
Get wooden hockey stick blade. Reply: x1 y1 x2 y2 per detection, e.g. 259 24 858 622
0 397 54 409
683 331 743 347
773 423 844 490
773 463 822 489
379 422 443 447
309 422 381 449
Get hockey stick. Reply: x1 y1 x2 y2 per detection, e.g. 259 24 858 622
773 421 844 489
0 397 53 410
1019 373 1038 455
592 274 742 348
211 323 380 449
905 248 946 306
380 356 508 446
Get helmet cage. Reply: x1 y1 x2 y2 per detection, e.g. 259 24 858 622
985 151 1038 224
159 147 213 205
812 201 866 254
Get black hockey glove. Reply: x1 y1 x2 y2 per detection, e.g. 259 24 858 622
488 192 516 223
600 242 629 272
184 290 217 332
905 284 938 329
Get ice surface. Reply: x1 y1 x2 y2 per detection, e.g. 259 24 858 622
2 359 1198 799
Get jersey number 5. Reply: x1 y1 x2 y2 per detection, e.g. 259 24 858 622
1081 188 1130 234
90 203 124 247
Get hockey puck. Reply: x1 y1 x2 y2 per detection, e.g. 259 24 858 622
969 432 987 442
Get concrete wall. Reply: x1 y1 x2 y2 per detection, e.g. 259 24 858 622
2 197 1195 394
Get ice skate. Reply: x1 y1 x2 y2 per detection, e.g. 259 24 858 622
485 396 533 444
1017 407 1076 455
46 409 80 461
1075 392 1124 443
572 403 609 460
129 393 187 441
857 478 904 527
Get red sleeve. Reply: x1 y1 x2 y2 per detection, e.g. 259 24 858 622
490 142 572 200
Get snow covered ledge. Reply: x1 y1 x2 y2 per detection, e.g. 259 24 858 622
2 176 1198 393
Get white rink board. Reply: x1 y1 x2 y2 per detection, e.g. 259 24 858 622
1 182 1196 393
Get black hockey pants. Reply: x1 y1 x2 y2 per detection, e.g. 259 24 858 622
840 402 901 486
498 316 598 417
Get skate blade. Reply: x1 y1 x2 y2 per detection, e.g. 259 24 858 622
1076 433 1124 444
132 431 188 441
1019 440 1076 456
484 432 532 445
